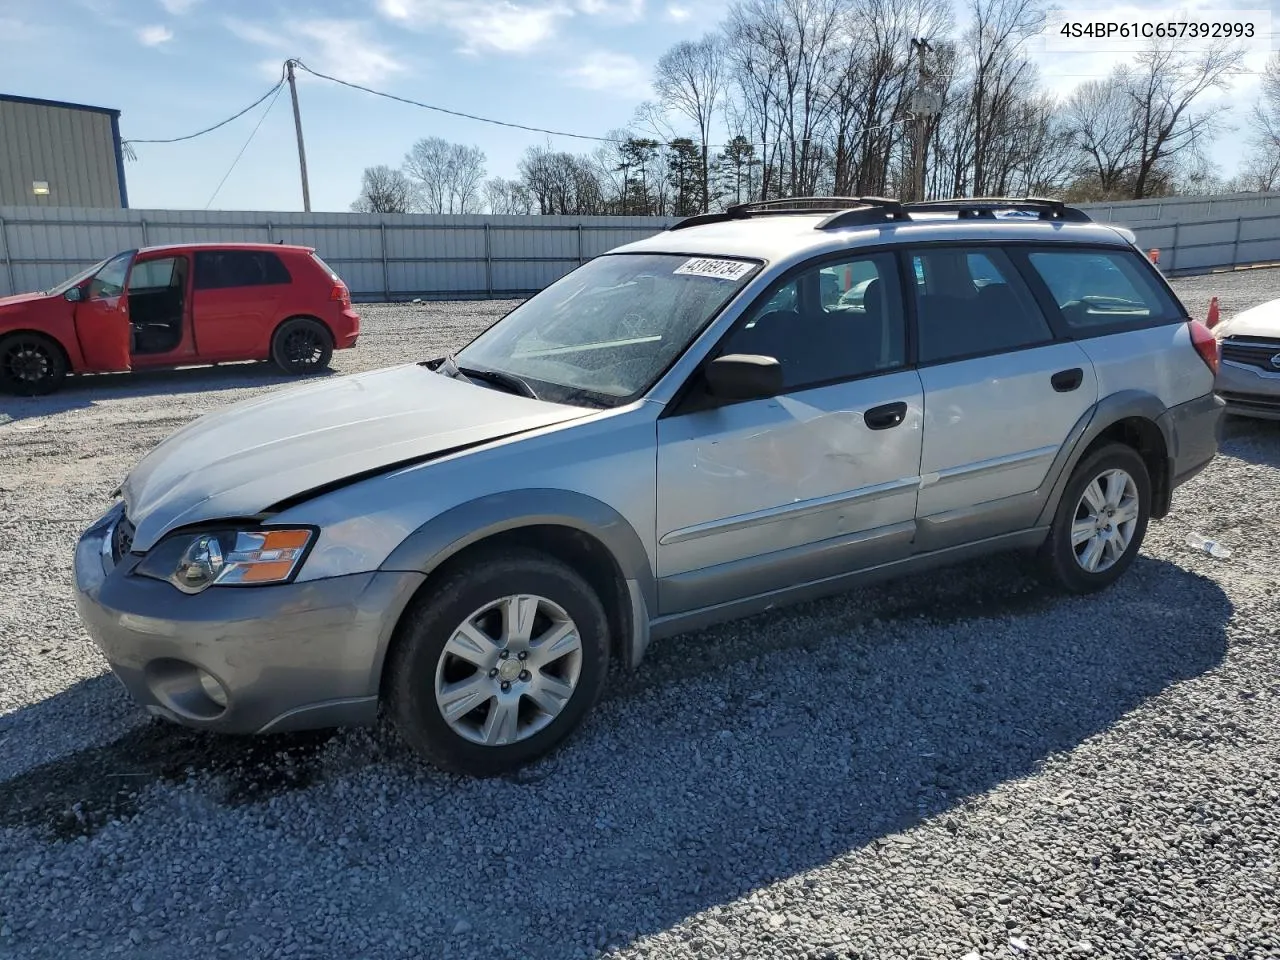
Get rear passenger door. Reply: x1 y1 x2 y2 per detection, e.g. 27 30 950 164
909 245 1098 552
191 250 291 360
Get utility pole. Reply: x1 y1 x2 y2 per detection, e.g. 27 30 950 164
286 59 312 212
909 38 934 204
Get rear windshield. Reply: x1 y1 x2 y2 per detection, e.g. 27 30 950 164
310 252 338 278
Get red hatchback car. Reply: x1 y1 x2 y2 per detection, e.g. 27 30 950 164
0 242 361 395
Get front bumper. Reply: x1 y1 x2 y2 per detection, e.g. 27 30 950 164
1216 360 1280 421
73 505 424 734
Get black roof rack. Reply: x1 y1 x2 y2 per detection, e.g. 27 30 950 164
896 196 1091 223
668 194 1092 232
668 196 907 231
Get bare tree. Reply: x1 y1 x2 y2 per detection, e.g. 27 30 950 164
483 177 534 214
350 165 415 213
1241 53 1280 191
403 137 488 214
1125 41 1244 199
518 145 607 215
1061 74 1143 198
654 34 725 212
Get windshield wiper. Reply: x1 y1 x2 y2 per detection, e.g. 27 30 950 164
457 364 539 400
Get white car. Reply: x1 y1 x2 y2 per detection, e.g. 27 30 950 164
1214 298 1280 420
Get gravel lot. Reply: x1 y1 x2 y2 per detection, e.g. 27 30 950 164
1 271 1278 960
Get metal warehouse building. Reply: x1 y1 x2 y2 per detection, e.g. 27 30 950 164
0 94 128 208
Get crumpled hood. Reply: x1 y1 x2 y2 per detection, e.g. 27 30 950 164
0 291 50 311
121 363 590 551
1216 298 1280 340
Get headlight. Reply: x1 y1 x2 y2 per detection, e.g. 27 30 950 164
135 528 315 594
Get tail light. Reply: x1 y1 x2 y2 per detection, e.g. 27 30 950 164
329 282 350 307
1188 319 1219 375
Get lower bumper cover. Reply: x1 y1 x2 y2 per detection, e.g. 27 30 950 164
73 510 424 734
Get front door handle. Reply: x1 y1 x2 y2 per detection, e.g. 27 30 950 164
864 401 908 430
1051 367 1084 392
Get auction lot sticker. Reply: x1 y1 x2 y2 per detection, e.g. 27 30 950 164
1044 8 1274 53
674 258 756 281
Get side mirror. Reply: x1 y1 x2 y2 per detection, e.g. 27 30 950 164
704 353 783 401
64 286 82 302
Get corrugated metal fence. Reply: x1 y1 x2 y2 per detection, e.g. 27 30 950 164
2 193 1279 300
0 207 679 300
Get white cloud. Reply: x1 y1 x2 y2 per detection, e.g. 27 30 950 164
378 0 572 54
664 3 691 22
159 0 199 13
137 23 174 45
563 50 651 97
227 18 407 84
576 0 644 22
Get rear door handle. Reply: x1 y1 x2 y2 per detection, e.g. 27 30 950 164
1051 367 1084 392
864 401 908 430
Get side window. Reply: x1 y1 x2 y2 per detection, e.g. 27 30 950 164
720 252 906 392
128 257 178 292
909 246 1053 364
1024 249 1182 331
87 252 132 300
194 251 291 290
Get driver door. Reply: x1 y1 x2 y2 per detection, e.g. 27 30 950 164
73 250 135 372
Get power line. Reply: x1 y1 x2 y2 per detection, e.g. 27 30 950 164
292 59 617 144
292 59 912 150
122 69 285 149
204 82 285 209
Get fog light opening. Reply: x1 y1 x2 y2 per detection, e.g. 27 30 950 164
198 669 228 708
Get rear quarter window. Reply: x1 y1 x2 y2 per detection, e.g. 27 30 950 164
194 250 292 290
1023 248 1183 333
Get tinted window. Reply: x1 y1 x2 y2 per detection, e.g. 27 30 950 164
909 246 1053 363
1025 249 1182 329
129 257 179 291
720 252 906 391
194 250 291 290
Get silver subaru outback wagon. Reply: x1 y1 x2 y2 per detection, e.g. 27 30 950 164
74 197 1224 776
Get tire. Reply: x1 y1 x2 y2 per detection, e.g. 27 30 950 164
1041 442 1151 594
0 333 67 396
387 547 611 776
270 318 333 375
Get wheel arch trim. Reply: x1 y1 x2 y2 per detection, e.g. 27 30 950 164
379 488 656 669
1034 390 1172 528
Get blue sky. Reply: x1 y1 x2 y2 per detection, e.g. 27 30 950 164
0 0 1272 212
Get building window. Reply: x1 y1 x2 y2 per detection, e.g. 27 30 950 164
32 181 50 196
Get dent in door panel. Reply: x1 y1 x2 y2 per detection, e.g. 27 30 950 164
656 373 924 579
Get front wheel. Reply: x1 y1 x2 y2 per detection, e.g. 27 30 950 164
1041 442 1151 593
0 333 67 396
386 548 611 776
270 318 333 375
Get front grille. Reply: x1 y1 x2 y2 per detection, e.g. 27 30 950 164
1221 336 1280 371
111 515 135 562
1219 391 1280 412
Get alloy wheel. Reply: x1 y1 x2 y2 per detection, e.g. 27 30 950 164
433 594 584 747
1070 468 1140 574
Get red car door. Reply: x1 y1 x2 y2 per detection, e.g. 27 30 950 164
73 251 134 372
191 250 280 359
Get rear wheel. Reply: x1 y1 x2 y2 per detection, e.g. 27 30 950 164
387 548 610 776
1041 442 1151 593
270 318 332 375
0 333 67 396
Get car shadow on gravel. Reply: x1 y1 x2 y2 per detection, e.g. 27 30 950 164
0 552 1230 951
0 364 334 422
